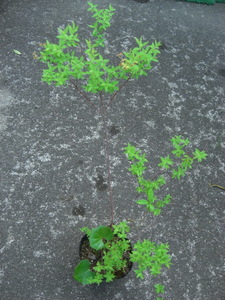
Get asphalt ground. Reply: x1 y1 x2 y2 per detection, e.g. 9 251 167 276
1 0 225 299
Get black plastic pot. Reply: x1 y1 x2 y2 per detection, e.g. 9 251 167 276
79 234 133 280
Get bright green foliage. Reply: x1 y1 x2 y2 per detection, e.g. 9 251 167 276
80 226 92 237
88 225 113 250
121 38 161 79
169 136 207 179
124 144 170 215
112 221 130 239
171 166 186 180
73 259 95 285
155 283 165 294
158 155 174 169
130 240 171 279
89 223 131 284
87 2 115 47
124 136 207 214
74 222 171 286
74 222 131 285
193 149 208 162
39 2 161 98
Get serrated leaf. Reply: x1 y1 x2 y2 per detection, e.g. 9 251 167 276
172 167 185 180
158 155 174 169
193 149 208 162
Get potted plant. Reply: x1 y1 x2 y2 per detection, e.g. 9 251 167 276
37 2 207 298
73 135 207 293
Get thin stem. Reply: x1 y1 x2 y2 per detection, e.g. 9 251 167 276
99 91 103 108
70 79 98 110
70 81 117 225
78 44 88 62
107 76 131 109
99 93 114 225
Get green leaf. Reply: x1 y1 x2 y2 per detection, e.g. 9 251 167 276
171 135 183 146
156 200 165 208
163 194 172 204
181 155 193 170
153 208 161 215
113 221 130 238
124 143 140 160
147 203 156 212
136 199 149 205
147 188 156 202
13 49 22 55
93 261 104 273
172 167 186 179
158 155 174 169
171 146 185 158
129 162 146 176
73 260 95 285
134 268 145 279
105 272 115 282
109 4 115 12
156 175 166 187
89 226 113 250
193 149 207 162
80 227 91 236
150 263 161 276
154 283 165 294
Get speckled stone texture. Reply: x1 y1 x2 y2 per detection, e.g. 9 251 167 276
0 0 225 299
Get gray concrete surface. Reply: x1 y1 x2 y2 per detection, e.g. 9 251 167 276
0 0 225 299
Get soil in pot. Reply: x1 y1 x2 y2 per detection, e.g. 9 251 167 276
79 234 133 279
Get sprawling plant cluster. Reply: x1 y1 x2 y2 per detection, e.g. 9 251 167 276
39 2 161 110
74 135 206 293
124 136 207 215
74 221 171 289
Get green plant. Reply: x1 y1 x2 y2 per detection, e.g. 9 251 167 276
37 2 208 299
73 135 206 299
124 135 207 215
74 221 171 285
155 283 165 300
39 2 160 104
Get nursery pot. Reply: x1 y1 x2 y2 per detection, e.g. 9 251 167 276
79 234 133 279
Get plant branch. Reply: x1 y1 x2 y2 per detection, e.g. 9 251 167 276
78 44 88 62
70 79 98 110
99 91 103 109
99 99 114 225
107 76 131 108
